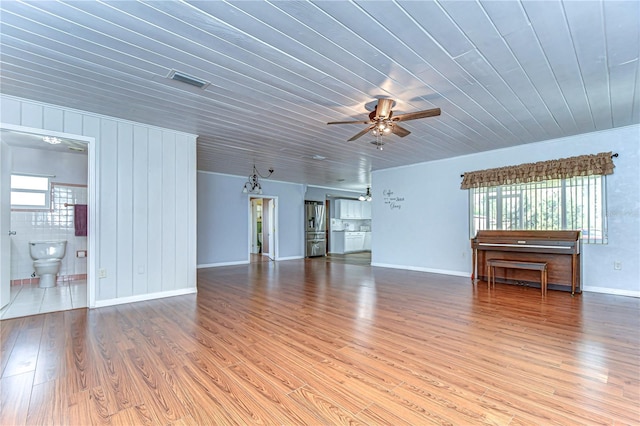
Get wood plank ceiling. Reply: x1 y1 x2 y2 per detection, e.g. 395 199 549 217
1 1 638 191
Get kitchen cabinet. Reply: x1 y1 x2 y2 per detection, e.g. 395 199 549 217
334 200 343 218
335 199 370 219
344 232 365 252
334 200 342 218
364 232 371 250
335 200 353 218
331 231 370 254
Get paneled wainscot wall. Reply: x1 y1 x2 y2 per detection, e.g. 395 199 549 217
1 95 198 307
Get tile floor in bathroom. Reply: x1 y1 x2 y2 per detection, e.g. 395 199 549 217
0 280 87 320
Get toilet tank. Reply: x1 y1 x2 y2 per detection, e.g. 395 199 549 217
29 240 67 260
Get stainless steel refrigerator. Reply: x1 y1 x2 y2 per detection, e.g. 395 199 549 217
305 201 326 257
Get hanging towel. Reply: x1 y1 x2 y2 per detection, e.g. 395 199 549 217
74 204 88 236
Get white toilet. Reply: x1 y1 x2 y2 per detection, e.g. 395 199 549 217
29 240 67 288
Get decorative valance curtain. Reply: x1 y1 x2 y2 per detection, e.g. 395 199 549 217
460 152 615 189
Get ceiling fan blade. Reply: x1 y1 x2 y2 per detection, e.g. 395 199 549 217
327 120 371 125
374 98 394 119
393 107 441 122
391 124 411 138
348 125 374 141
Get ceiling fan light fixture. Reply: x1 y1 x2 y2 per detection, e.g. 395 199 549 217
370 140 384 150
327 99 441 143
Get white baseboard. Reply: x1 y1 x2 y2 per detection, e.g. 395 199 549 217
94 287 197 308
371 262 470 278
277 255 304 261
197 260 250 268
197 256 304 267
582 286 640 298
371 264 639 297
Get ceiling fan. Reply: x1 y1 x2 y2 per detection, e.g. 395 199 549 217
327 99 441 142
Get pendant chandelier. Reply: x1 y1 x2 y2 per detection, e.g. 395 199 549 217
242 164 274 194
358 187 372 202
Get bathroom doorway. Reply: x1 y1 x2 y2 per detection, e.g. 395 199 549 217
249 196 277 262
0 125 95 319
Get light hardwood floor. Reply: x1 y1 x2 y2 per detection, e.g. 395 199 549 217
1 259 638 425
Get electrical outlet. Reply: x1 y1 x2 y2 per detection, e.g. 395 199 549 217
614 261 622 270
98 268 107 278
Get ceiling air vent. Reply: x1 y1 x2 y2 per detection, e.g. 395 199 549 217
167 70 210 89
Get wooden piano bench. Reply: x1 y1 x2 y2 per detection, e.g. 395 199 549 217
486 259 548 296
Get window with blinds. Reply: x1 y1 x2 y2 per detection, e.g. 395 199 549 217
469 175 607 244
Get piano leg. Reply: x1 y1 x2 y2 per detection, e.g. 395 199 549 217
571 254 577 296
471 248 477 284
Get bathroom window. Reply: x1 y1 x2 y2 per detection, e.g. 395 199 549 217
10 174 51 210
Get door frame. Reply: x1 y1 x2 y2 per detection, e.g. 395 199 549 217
0 140 11 309
249 198 262 254
247 195 278 261
0 123 97 308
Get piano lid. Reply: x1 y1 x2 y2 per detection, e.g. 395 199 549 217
472 230 581 242
472 230 581 254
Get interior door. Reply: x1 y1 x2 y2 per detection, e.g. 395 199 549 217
267 199 275 258
262 198 271 257
0 141 12 309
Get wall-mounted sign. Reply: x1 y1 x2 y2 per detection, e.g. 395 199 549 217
382 189 405 210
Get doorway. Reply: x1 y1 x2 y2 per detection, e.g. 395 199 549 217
0 124 95 319
249 196 277 262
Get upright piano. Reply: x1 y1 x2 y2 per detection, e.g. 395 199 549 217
471 230 582 295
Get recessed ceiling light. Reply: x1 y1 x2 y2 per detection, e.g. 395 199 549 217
312 155 326 160
43 136 62 145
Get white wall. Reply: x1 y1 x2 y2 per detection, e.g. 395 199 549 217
12 145 88 184
372 125 640 297
197 171 305 266
1 95 198 306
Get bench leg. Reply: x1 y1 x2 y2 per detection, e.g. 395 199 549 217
487 264 494 290
487 265 490 290
541 269 547 296
493 266 496 289
544 270 548 295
